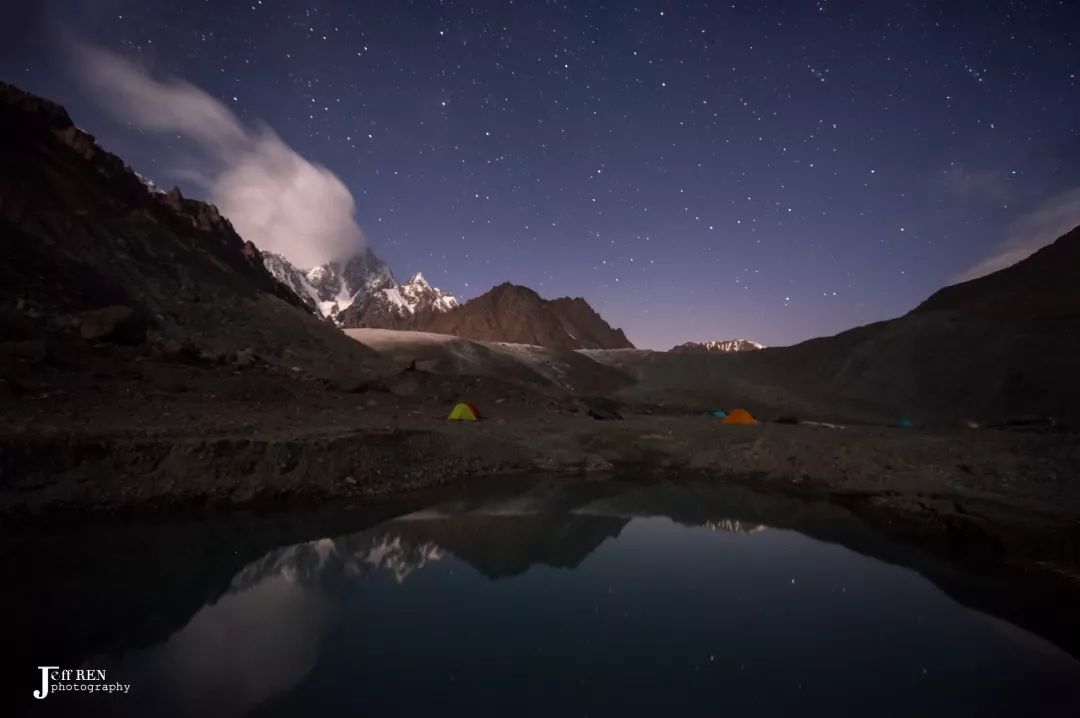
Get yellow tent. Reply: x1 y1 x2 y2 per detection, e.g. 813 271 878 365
721 408 758 425
447 402 481 421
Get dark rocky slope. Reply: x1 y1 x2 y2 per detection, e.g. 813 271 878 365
0 80 380 386
773 226 1080 425
411 282 634 350
912 225 1080 320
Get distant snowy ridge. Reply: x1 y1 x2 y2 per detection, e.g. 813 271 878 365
262 249 458 327
705 519 768 534
670 339 766 353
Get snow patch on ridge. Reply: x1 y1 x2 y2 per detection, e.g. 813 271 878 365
134 170 166 195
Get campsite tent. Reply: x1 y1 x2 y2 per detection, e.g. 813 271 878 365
448 402 481 421
721 408 758 425
712 410 728 419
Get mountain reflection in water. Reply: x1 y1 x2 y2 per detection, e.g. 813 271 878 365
11 480 1080 717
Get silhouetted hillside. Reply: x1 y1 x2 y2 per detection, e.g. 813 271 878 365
913 226 1080 320
413 282 634 350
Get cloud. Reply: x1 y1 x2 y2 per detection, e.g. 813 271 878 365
957 187 1080 281
74 43 364 268
942 166 1014 203
146 575 333 718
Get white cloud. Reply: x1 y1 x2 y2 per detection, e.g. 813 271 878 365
956 187 1080 281
942 166 1014 203
74 43 364 268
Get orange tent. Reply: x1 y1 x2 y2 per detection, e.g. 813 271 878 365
721 408 758 425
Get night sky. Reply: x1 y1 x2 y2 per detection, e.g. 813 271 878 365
3 1 1079 348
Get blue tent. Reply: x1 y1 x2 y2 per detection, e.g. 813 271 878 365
898 417 914 428
712 410 728 419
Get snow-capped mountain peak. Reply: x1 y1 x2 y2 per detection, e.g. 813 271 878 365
400 272 458 314
262 249 458 327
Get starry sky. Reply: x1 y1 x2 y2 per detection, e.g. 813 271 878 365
3 1 1079 348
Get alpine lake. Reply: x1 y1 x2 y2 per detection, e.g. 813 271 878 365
10 477 1080 717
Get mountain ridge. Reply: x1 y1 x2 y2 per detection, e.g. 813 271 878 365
912 225 1080 320
408 282 635 350
670 339 766 353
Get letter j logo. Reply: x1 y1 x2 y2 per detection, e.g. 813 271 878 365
35 666 58 699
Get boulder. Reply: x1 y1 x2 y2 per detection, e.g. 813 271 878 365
329 375 388 393
154 337 201 364
581 396 624 420
233 347 257 368
584 454 614 472
76 306 146 344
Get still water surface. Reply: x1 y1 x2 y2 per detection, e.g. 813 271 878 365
15 480 1080 716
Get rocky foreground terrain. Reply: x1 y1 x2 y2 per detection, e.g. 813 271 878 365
1 80 1079 604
